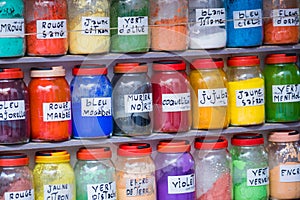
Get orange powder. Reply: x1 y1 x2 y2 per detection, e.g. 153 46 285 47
264 21 299 44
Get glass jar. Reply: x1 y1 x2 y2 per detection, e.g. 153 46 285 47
227 56 265 126
71 65 113 139
194 136 231 200
150 0 188 51
189 58 229 129
188 0 226 49
264 54 300 122
68 0 110 54
110 0 150 53
0 0 25 57
0 153 34 200
263 0 299 44
155 140 195 200
33 150 76 200
115 143 156 200
28 66 71 142
230 133 269 200
151 60 191 133
112 63 152 137
25 0 68 56
74 147 116 200
225 0 263 47
0 68 30 144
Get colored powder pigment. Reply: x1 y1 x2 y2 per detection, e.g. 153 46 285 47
264 22 299 44
0 177 34 200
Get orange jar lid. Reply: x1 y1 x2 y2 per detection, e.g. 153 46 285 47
153 60 186 71
231 133 264 146
227 56 260 67
117 143 152 157
0 153 29 167
269 130 299 142
265 54 297 64
195 136 228 150
30 66 66 77
77 147 112 160
73 64 107 76
35 150 70 163
157 140 191 153
114 63 148 73
191 58 224 69
0 68 23 79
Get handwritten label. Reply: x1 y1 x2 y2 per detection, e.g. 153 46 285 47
167 174 195 194
272 84 300 103
82 17 110 35
44 184 72 200
280 164 300 182
162 93 191 112
233 9 262 28
43 101 71 122
4 189 34 200
272 8 299 26
87 182 116 200
126 177 154 197
247 167 269 186
235 88 264 107
0 19 24 37
195 8 226 26
81 97 112 117
124 93 152 113
36 19 67 39
198 88 227 107
0 100 25 121
118 16 148 35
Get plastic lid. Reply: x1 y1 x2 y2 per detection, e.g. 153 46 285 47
157 140 191 153
265 54 297 64
30 66 66 77
0 153 29 167
194 136 228 150
77 147 112 160
117 143 152 157
153 60 186 71
190 58 224 69
114 63 148 73
35 150 70 163
231 133 264 146
73 64 107 76
0 68 23 79
227 56 260 67
268 130 299 142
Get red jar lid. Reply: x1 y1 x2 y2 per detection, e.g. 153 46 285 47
194 136 228 150
265 54 297 64
269 130 299 142
0 68 23 79
114 63 148 73
157 140 191 153
117 143 152 157
227 56 260 67
0 153 29 167
231 133 264 146
153 60 186 71
73 64 107 76
77 147 112 160
30 66 66 77
191 58 224 69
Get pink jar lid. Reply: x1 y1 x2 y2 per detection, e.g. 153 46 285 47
268 130 299 142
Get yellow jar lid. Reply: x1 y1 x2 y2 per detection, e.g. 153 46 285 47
35 150 70 163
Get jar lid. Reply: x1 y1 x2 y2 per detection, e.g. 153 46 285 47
194 136 228 150
190 58 224 69
0 68 23 79
117 143 152 157
73 64 107 76
114 63 148 73
77 147 112 160
231 133 264 146
30 66 66 77
0 153 29 167
157 140 191 153
268 130 299 142
35 150 70 163
265 54 297 64
227 56 260 67
153 60 186 71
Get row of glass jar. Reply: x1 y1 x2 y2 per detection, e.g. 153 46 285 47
0 130 299 200
1 0 299 57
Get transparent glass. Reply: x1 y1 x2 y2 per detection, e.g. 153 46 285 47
227 66 263 82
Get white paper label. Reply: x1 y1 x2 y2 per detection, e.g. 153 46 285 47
247 167 269 186
272 84 300 103
233 9 262 29
280 164 300 182
124 93 152 113
162 93 191 112
0 100 25 121
81 17 110 35
195 8 226 27
36 19 67 39
198 88 228 107
272 8 299 26
44 184 72 200
4 189 34 200
81 97 112 117
167 174 195 194
126 177 154 197
235 88 264 107
118 16 148 35
43 101 71 122
0 19 24 37
87 182 116 200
